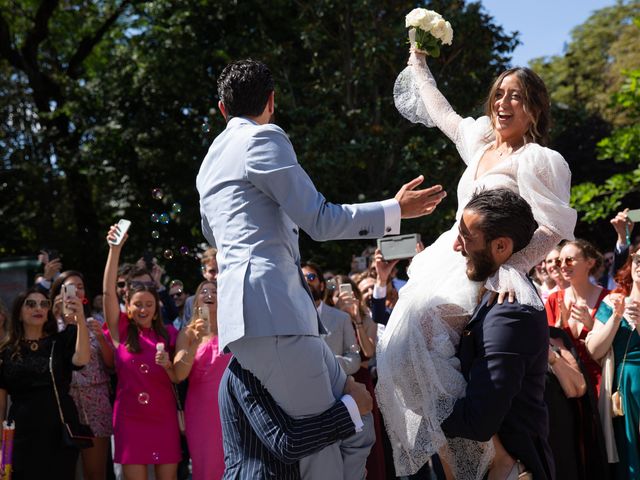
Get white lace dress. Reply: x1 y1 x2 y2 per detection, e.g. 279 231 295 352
375 60 577 479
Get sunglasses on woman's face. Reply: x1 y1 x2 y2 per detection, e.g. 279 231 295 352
554 256 579 268
24 299 51 309
116 281 127 288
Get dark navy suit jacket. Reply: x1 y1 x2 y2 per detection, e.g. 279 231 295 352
220 358 356 479
441 290 556 480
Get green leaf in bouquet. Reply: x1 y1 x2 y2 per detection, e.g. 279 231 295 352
414 28 442 58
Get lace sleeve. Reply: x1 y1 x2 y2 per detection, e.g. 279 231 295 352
394 54 490 165
485 146 577 308
394 53 462 138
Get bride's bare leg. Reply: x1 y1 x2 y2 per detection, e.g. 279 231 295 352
437 446 455 480
488 435 516 480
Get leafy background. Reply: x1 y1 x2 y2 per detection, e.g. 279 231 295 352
1 0 639 293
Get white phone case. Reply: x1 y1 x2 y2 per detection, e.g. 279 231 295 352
110 219 131 245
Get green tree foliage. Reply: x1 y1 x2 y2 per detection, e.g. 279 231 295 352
528 2 640 245
571 67 640 223
0 0 518 291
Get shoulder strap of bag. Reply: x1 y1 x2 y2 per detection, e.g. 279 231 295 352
48 340 67 425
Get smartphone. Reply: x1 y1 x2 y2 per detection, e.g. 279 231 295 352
339 283 353 295
43 248 60 262
627 209 640 223
109 219 131 246
62 284 77 316
196 306 211 334
377 233 422 261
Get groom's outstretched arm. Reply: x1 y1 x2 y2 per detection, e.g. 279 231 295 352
223 358 358 464
245 125 445 241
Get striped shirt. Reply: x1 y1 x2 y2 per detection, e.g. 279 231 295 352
220 358 356 479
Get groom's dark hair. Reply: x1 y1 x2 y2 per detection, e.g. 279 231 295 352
217 59 274 117
464 189 537 254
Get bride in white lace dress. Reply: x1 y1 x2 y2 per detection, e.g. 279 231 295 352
375 51 577 479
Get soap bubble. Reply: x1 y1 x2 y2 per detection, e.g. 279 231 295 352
139 363 150 374
151 230 160 239
163 249 174 260
151 188 163 200
159 213 170 225
171 202 182 214
201 123 210 134
179 246 189 256
137 392 150 405
150 213 160 223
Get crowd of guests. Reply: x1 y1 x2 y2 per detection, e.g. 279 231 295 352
0 208 639 480
0 230 229 480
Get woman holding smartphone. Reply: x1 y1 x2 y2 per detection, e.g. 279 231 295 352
173 280 231 480
103 224 181 480
51 270 114 480
0 287 90 478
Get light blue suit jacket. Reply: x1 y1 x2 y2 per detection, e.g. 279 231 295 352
197 117 394 350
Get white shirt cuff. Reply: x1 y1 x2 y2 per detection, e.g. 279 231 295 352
381 199 401 236
373 284 387 299
340 394 364 432
38 279 52 290
616 242 628 253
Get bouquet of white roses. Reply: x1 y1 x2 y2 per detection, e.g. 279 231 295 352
405 8 453 57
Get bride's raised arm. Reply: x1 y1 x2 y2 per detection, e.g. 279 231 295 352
396 51 491 166
408 51 463 143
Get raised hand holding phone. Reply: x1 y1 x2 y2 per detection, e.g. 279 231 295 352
108 219 131 246
62 284 77 317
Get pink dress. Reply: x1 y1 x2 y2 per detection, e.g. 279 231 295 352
185 336 231 480
112 313 181 464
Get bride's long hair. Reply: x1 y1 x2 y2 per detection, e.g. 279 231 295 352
484 67 551 146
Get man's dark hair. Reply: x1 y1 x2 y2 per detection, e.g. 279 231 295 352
126 265 152 282
301 261 324 285
465 189 538 253
217 59 274 118
117 263 134 278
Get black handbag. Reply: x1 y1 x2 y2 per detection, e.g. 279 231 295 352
49 340 94 449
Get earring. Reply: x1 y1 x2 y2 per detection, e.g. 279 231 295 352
127 311 133 320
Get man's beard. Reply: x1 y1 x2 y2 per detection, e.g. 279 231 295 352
308 283 323 302
464 244 498 282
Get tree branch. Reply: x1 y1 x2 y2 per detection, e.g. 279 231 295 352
22 0 59 67
0 9 24 69
66 0 134 79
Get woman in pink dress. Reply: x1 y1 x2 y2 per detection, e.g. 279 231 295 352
103 225 181 480
174 280 231 480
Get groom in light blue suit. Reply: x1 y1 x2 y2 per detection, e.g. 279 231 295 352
197 59 446 479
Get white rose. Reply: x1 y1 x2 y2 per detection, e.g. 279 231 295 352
442 21 453 45
420 11 439 31
430 18 447 40
405 8 428 28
